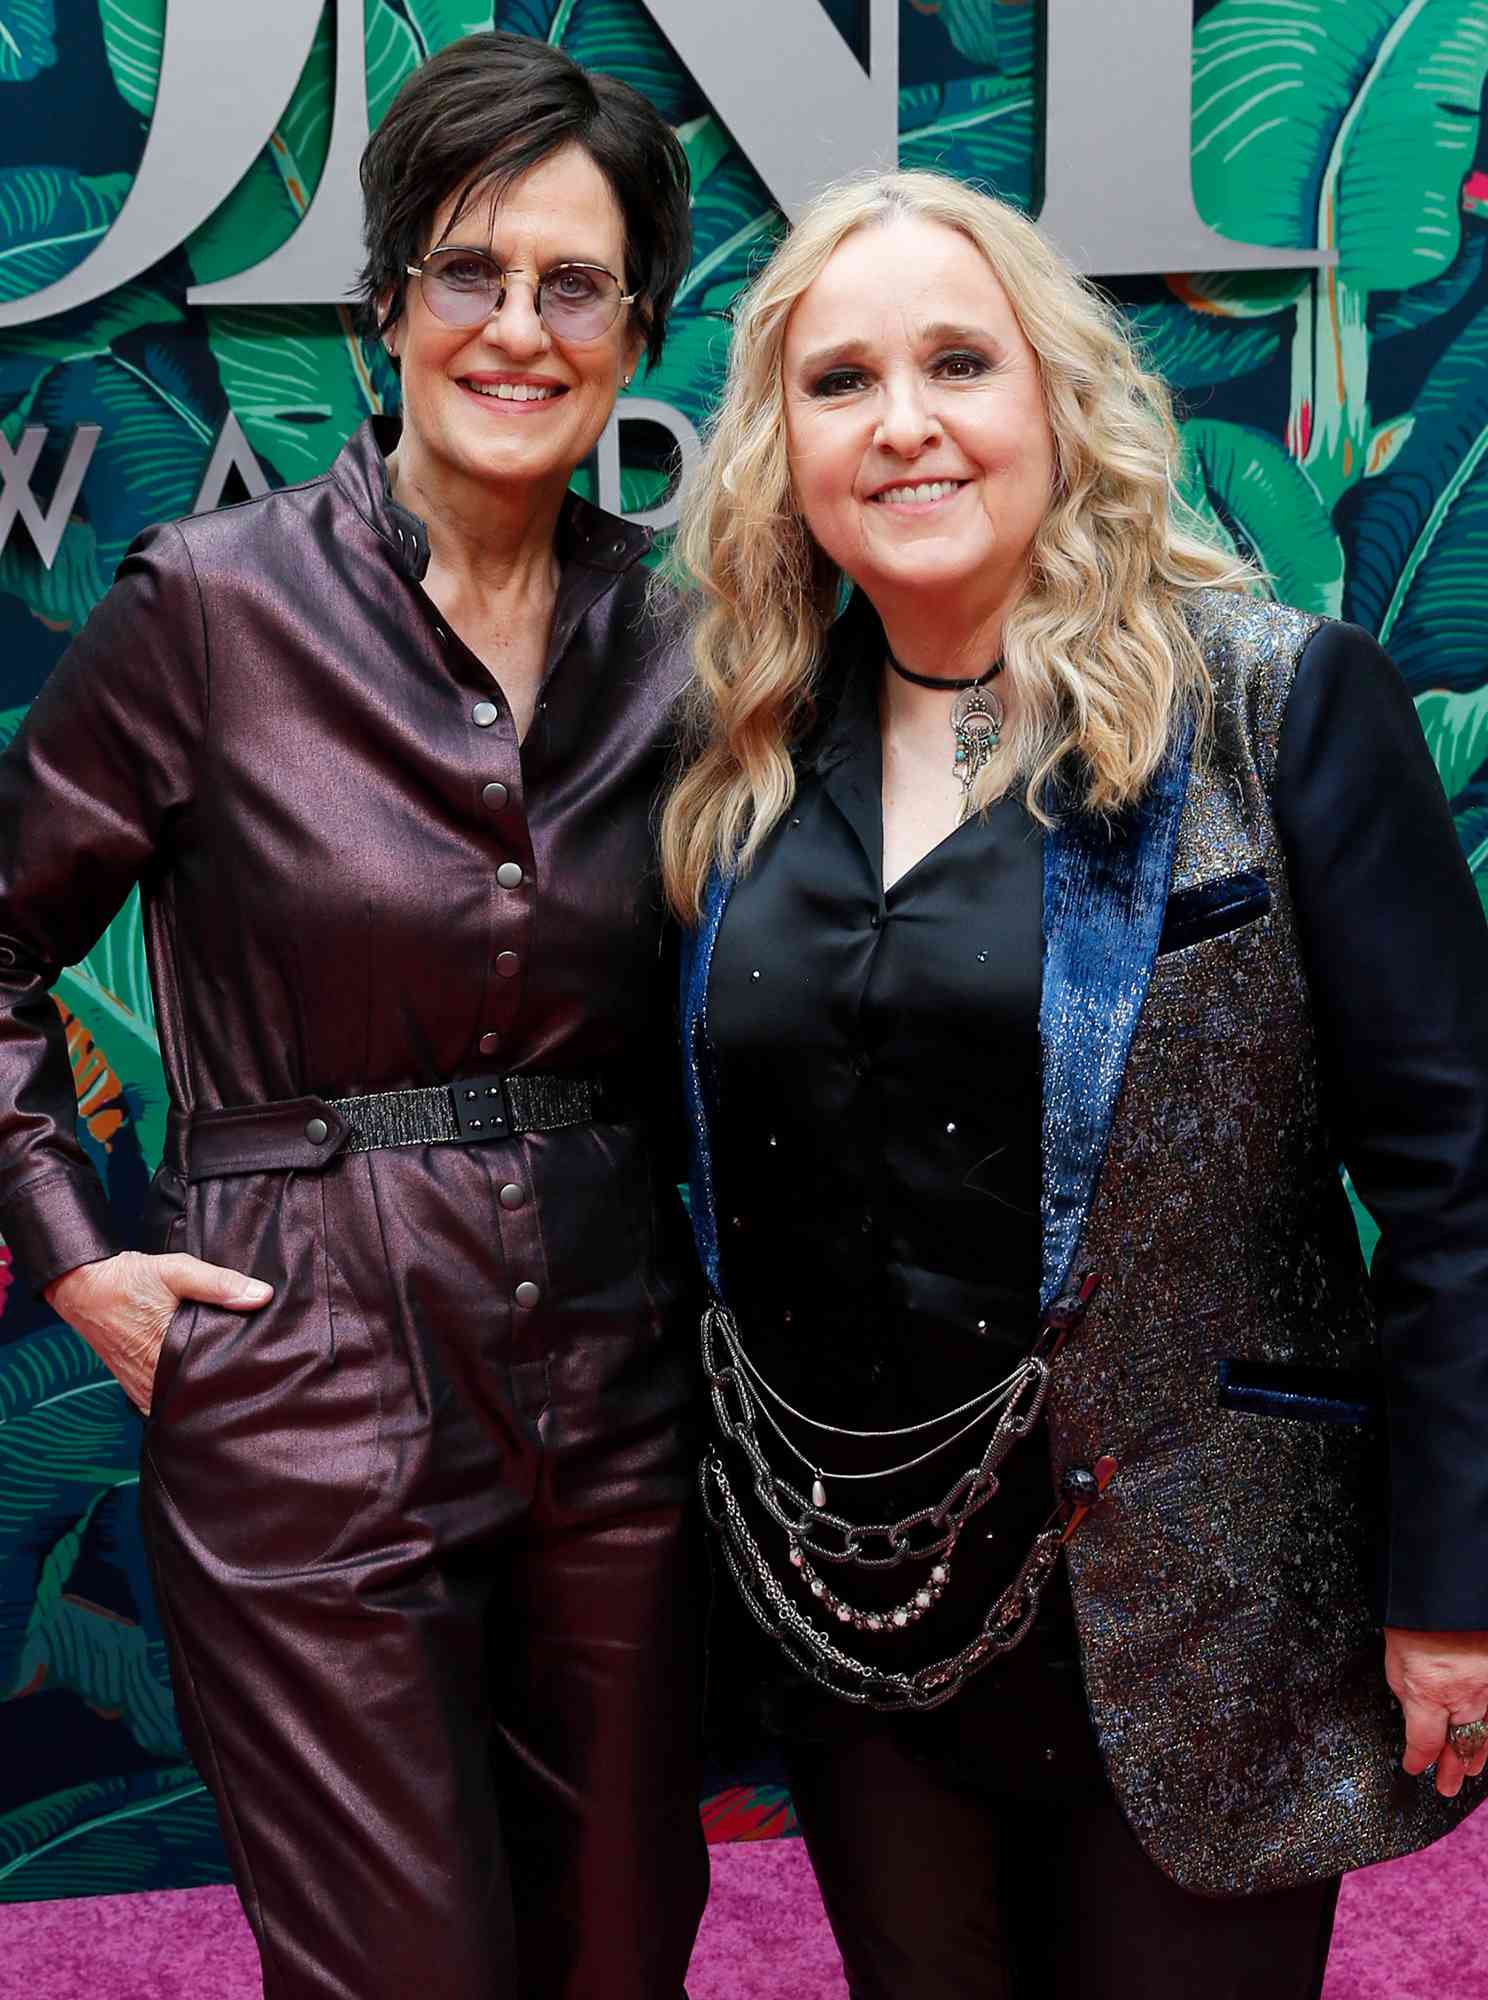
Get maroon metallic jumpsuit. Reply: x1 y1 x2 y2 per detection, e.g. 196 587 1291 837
0 418 708 1999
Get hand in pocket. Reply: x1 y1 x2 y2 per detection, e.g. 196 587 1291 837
44 1249 273 1413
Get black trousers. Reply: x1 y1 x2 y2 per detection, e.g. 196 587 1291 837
140 1311 709 2000
777 1603 1339 2000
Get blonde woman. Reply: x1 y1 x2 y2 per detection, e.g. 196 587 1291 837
663 171 1488 1998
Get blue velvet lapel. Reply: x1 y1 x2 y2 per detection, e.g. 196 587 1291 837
679 865 734 1292
1038 714 1194 1309
681 713 1194 1309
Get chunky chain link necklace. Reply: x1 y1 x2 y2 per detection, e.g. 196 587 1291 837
702 1301 1055 1701
700 1276 1106 1709
884 649 1004 795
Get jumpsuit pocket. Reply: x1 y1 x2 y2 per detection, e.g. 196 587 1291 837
141 1190 191 1417
145 1176 384 1575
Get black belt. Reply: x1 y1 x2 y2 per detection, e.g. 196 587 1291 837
185 1072 621 1181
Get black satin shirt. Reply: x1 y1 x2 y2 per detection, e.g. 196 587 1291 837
0 418 694 1377
711 609 1053 1670
708 597 1488 1666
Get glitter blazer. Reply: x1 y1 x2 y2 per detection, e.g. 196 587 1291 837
681 591 1485 1894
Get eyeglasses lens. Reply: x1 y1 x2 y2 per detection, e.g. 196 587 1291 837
419 251 621 339
421 251 503 327
538 267 621 339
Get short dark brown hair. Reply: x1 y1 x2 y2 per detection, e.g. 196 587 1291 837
357 31 691 369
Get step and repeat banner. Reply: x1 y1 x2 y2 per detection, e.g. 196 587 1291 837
0 0 1486 1902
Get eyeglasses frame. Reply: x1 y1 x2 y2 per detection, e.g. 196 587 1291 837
403 248 638 341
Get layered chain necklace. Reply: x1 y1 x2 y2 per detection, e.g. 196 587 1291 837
700 1277 1101 1710
885 648 1004 796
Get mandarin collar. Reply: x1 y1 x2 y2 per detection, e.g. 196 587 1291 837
330 415 653 585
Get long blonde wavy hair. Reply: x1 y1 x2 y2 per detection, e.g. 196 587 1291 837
659 170 1258 919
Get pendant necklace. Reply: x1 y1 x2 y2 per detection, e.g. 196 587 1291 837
885 649 1005 795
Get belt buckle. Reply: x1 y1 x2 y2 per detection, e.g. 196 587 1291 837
449 1073 511 1142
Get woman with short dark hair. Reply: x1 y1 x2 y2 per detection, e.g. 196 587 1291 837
0 32 705 2000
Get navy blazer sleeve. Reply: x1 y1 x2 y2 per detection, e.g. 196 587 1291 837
1275 621 1488 1631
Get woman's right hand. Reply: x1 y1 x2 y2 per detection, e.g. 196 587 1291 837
43 1250 273 1414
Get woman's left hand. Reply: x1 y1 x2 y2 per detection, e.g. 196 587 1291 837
1384 1627 1488 1796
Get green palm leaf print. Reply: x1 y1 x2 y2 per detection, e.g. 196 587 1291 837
0 1770 221 1901
1346 304 1488 688
1180 419 1345 616
54 885 164 1168
1192 0 1488 290
97 0 159 119
0 285 182 405
0 168 131 305
503 0 702 121
1413 686 1488 802
0 1326 138 1690
923 0 1036 77
898 74 1036 211
203 305 387 486
0 0 55 83
1125 298 1286 395
404 2 496 58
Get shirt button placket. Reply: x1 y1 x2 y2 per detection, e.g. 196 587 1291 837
468 689 541 1330
470 700 529 1046
499 1156 550 1359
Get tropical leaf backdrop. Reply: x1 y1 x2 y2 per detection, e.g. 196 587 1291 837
0 0 1484 1898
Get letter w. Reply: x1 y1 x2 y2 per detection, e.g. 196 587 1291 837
0 426 102 566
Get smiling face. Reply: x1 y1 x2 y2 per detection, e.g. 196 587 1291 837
389 142 644 511
782 214 1056 641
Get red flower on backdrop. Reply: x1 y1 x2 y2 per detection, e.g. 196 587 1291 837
0 1244 12 1320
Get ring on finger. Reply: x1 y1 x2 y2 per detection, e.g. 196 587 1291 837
1446 1717 1488 1758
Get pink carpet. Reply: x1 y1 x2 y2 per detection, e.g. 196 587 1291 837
0 1808 1482 1997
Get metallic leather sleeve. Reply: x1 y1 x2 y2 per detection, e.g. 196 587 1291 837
1275 620 1488 1630
0 526 204 1285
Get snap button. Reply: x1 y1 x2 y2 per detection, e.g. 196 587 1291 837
478 1031 500 1056
496 861 524 890
304 1116 330 1145
1061 1465 1101 1506
473 700 499 728
499 1183 524 1210
495 950 520 978
482 781 509 811
514 1280 541 1309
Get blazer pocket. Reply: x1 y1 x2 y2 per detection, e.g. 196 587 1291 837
1218 1358 1379 1427
1158 870 1271 956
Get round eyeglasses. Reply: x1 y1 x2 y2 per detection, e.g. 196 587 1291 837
405 248 636 342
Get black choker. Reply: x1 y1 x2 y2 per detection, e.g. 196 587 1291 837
885 650 1004 693
885 650 1005 797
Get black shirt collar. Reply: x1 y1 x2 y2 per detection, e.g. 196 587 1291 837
805 589 888 777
